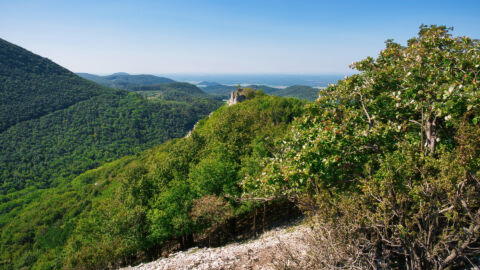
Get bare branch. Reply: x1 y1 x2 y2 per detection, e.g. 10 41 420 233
359 93 373 129
409 119 425 129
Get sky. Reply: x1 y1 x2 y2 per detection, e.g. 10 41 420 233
1 0 479 75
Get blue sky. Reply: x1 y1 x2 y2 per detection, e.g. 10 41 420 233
1 0 479 74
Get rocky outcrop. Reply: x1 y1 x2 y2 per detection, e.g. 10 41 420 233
185 112 214 138
120 222 310 270
227 89 247 106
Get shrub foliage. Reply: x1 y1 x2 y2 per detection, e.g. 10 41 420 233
249 25 480 269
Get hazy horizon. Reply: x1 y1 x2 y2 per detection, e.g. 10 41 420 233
77 72 347 87
1 0 479 74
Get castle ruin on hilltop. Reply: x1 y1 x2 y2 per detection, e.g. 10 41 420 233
227 88 247 106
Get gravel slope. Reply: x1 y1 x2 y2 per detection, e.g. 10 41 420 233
120 223 310 270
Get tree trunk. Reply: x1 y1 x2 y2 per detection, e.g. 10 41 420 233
183 234 194 249
229 217 237 240
253 207 257 237
262 203 266 233
178 236 184 250
425 118 437 153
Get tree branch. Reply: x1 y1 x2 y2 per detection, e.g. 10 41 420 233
359 93 373 129
409 119 425 129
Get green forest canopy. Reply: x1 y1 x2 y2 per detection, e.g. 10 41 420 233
0 38 222 268
1 92 305 269
76 73 175 90
248 25 480 269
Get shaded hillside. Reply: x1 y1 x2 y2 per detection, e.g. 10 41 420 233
75 72 112 86
77 73 175 90
77 74 320 102
199 82 279 97
198 81 319 101
244 84 280 94
197 81 232 97
270 85 320 101
78 74 222 102
134 82 220 101
0 92 305 269
0 92 220 193
0 40 220 195
0 39 105 132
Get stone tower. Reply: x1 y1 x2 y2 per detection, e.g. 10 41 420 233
227 89 246 106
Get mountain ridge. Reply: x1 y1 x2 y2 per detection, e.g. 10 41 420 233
0 38 112 132
77 72 175 90
198 81 319 101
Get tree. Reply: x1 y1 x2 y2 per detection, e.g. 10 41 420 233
249 25 480 269
352 25 479 154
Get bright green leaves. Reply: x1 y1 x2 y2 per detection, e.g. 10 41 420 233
58 93 306 268
189 156 237 197
251 23 480 208
148 179 194 241
247 25 480 268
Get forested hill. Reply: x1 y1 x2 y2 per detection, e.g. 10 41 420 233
77 72 175 90
0 38 222 248
0 38 108 132
198 81 319 101
199 82 278 97
134 82 218 101
77 73 320 101
271 85 320 101
0 91 305 269
135 82 205 94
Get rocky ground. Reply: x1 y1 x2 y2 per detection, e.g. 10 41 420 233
120 221 311 270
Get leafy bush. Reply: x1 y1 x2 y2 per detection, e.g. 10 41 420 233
190 195 234 233
250 25 480 269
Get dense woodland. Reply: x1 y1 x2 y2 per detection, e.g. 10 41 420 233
0 39 105 133
77 72 320 101
76 73 175 91
198 82 320 101
271 85 320 101
1 92 304 269
134 82 220 101
0 92 220 193
0 38 222 269
1 25 479 270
